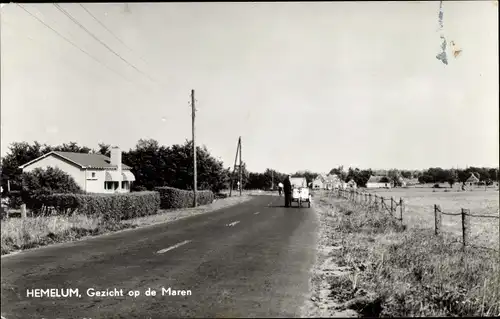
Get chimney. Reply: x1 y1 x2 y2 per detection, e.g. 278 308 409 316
110 146 122 173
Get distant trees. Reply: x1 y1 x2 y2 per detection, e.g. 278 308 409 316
293 170 319 186
124 139 230 193
344 168 373 187
0 141 91 192
329 166 347 182
1 140 498 195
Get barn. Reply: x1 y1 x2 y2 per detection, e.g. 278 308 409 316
465 173 480 186
366 176 391 189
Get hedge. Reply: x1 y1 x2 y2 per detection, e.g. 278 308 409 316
154 186 214 209
36 191 160 221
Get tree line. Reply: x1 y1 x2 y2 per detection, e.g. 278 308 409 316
1 140 498 193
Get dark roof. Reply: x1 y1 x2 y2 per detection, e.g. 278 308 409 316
20 151 131 170
465 173 479 183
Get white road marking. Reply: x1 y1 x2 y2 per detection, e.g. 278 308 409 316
156 240 191 254
225 221 240 227
254 212 260 215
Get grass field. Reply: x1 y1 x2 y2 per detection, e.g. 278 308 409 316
310 194 500 317
360 187 499 249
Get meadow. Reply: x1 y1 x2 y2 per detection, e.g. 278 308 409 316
362 186 499 249
311 194 500 317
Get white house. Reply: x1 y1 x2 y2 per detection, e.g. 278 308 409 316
312 174 327 189
366 176 391 189
19 147 135 194
325 174 341 190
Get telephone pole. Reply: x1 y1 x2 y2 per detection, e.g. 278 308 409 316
239 137 242 196
229 137 242 197
271 170 274 190
191 89 197 207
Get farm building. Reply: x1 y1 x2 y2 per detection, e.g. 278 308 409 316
402 178 419 187
19 147 135 194
325 174 341 190
465 173 480 186
366 175 391 189
312 174 327 189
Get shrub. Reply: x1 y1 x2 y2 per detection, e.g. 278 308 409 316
132 185 148 192
21 167 83 210
36 191 160 221
155 186 214 209
6 190 23 209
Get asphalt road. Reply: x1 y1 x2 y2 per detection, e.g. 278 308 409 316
1 195 318 319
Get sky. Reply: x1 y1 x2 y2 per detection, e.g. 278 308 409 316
1 1 498 173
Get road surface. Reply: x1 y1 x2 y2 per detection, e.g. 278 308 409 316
1 195 318 318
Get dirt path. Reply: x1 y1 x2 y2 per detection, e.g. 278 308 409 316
302 195 360 318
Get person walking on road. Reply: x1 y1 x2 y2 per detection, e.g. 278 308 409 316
278 182 284 196
283 175 292 207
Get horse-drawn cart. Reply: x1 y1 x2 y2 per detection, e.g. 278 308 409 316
289 177 311 208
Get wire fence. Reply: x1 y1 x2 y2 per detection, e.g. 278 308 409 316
331 188 500 252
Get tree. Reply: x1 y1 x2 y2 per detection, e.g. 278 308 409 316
488 168 499 181
447 169 458 188
0 141 52 191
329 165 347 181
293 170 319 186
96 143 111 157
52 142 92 154
387 169 402 187
400 170 413 179
21 167 83 210
379 176 390 183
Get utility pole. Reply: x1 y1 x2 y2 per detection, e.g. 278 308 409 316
239 137 242 196
191 89 197 207
271 170 274 190
229 137 242 197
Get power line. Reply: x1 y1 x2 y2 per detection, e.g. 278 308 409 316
79 4 150 68
53 3 159 86
16 4 138 87
2 18 108 79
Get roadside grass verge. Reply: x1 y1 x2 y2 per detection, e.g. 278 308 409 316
311 194 500 317
1 195 252 256
0 214 134 255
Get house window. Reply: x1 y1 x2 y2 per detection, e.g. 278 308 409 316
104 181 119 190
121 181 129 190
92 172 96 178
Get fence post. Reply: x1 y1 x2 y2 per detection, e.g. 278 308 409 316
21 204 27 219
365 193 367 205
399 198 405 224
381 197 384 210
434 204 442 235
391 196 394 215
461 208 470 249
